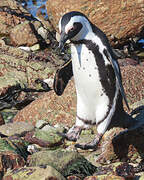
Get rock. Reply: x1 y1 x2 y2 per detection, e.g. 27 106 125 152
46 0 144 45
0 138 25 179
0 152 25 179
24 128 63 148
0 122 34 136
3 165 66 180
84 175 125 180
13 79 76 126
86 123 144 165
8 135 30 160
10 21 46 47
35 120 49 129
92 162 135 179
0 39 62 111
27 149 97 178
67 176 81 180
120 65 144 106
30 44 40 51
0 0 31 36
35 120 66 132
0 113 5 125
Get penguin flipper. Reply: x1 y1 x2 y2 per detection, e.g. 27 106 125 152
106 50 130 110
53 59 73 96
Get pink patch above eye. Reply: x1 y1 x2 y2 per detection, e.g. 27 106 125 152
66 26 74 34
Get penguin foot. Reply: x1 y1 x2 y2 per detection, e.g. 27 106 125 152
75 134 102 150
58 126 82 141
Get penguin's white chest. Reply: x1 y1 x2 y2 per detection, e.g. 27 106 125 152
71 43 109 112
71 43 112 125
71 44 103 97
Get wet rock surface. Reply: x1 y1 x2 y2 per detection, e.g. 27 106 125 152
0 0 144 179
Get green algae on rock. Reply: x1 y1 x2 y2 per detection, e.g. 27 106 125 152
27 149 97 178
0 136 29 160
24 128 63 148
3 165 66 180
0 138 25 179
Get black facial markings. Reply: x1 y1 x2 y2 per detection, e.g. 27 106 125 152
61 11 88 29
68 22 83 39
61 11 85 39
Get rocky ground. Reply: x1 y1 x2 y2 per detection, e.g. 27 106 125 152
0 0 144 179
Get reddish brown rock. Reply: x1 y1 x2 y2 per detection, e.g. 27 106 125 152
0 0 31 36
0 152 25 178
13 79 76 126
46 0 144 45
93 125 144 165
67 176 81 180
10 21 42 47
120 65 144 106
13 63 144 126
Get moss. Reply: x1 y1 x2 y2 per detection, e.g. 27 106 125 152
34 128 62 143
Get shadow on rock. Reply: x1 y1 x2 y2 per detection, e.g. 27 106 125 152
112 107 144 163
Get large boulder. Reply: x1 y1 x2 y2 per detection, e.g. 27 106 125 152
10 20 46 47
0 0 53 47
0 39 63 112
13 63 144 126
13 79 76 126
27 149 96 178
46 0 144 45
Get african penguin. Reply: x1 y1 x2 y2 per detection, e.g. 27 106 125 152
58 11 129 150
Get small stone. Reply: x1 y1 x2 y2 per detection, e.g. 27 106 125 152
37 26 48 39
27 144 40 154
43 78 54 88
30 44 40 51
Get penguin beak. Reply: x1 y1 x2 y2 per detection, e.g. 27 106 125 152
59 32 69 52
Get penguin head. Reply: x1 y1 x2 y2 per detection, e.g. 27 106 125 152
58 11 91 50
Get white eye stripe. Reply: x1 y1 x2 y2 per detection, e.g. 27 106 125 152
59 17 62 33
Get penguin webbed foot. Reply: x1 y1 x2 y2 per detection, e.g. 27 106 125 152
58 126 82 142
75 134 102 150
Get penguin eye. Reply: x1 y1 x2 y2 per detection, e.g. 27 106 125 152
69 27 75 32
